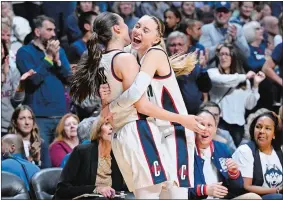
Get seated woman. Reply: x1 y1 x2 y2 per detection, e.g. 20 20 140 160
54 117 126 199
189 109 261 199
233 112 283 200
49 113 80 167
8 105 51 168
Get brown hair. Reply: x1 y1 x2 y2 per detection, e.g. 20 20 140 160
53 113 80 142
8 105 41 144
215 43 247 89
70 12 120 103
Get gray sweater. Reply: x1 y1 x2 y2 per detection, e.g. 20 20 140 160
1 66 25 133
199 22 250 69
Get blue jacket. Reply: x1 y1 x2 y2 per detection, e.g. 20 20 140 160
189 141 244 199
16 42 71 117
70 39 87 57
66 13 82 43
2 153 40 191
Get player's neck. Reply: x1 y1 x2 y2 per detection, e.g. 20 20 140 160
106 40 125 52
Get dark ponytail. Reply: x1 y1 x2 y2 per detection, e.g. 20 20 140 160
70 12 120 103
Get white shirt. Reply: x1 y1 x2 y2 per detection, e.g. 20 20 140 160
232 144 283 188
200 147 219 199
23 140 30 158
208 68 260 126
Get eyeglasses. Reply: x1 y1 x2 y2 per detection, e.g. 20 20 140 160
218 52 231 57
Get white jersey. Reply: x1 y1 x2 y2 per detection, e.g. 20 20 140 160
140 46 189 129
140 46 195 188
99 50 139 131
99 49 173 191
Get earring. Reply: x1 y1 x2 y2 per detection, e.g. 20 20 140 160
273 137 275 139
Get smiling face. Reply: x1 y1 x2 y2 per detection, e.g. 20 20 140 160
196 112 217 149
254 116 275 149
16 110 34 137
240 2 254 18
100 122 113 142
131 15 161 53
182 2 195 15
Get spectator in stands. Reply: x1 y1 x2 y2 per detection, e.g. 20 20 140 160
1 39 34 136
2 134 40 191
66 1 97 43
163 7 182 39
242 108 271 145
54 117 126 199
208 43 265 146
262 37 282 86
233 112 283 200
139 2 169 21
1 19 19 73
8 105 51 168
243 21 266 72
199 1 250 69
230 2 254 26
177 18 206 60
112 2 139 32
1 2 31 53
261 4 272 19
69 11 97 59
189 110 261 199
77 116 97 144
16 15 71 145
274 13 283 47
166 31 211 115
199 101 236 153
180 2 203 21
261 16 279 51
49 113 80 167
243 21 275 111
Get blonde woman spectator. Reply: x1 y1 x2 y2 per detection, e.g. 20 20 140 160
208 43 265 146
49 113 80 167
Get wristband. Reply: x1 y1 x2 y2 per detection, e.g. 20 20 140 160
44 56 54 66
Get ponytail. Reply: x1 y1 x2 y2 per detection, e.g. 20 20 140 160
70 32 103 103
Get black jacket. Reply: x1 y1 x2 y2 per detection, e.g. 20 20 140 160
54 140 126 199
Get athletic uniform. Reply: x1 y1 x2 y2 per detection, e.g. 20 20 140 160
99 49 172 193
139 46 195 189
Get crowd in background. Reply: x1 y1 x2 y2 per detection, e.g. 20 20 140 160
1 1 283 199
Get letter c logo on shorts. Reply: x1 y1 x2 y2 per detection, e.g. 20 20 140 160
179 165 188 180
152 161 161 177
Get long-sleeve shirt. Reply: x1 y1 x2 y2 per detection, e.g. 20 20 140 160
208 68 260 126
49 141 73 167
199 22 250 69
16 42 71 117
1 66 25 133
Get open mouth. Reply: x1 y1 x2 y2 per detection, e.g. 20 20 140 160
201 135 209 139
133 37 141 44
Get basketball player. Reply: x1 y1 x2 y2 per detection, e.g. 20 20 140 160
100 15 202 198
70 12 203 199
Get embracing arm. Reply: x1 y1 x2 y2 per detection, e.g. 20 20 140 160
108 50 162 113
115 52 204 132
